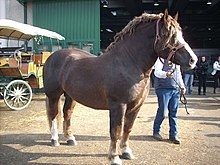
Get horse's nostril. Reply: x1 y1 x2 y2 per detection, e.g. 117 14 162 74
189 58 195 65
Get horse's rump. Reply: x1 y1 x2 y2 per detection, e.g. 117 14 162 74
43 48 110 109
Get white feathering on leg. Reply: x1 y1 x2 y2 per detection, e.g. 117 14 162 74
110 156 122 165
51 119 59 141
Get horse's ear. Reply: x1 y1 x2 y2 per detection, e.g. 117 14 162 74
163 9 169 23
174 12 178 21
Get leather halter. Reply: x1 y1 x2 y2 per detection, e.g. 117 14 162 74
154 18 185 66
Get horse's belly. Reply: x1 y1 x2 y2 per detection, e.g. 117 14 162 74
76 99 109 110
65 86 109 110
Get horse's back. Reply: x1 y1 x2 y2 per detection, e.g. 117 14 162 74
46 48 95 63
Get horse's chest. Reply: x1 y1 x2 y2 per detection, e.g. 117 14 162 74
111 78 147 102
129 82 146 99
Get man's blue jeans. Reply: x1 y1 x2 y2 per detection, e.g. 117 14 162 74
153 88 180 136
184 73 194 94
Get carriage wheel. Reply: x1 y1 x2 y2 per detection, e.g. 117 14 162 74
3 80 32 110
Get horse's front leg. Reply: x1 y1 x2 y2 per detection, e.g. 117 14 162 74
120 97 145 160
63 94 77 146
120 81 150 159
108 101 127 165
120 109 140 160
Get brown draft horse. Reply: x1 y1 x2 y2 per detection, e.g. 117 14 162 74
43 10 197 165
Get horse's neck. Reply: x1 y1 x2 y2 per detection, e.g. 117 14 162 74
110 21 158 75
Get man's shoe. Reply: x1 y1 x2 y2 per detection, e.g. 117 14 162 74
169 136 181 144
153 133 163 141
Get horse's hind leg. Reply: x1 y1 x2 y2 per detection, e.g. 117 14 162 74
63 93 77 146
46 96 61 146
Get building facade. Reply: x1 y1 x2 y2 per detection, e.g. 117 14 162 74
1 0 100 55
0 0 24 47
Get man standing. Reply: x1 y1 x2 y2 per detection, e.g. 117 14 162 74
153 58 186 144
196 56 208 95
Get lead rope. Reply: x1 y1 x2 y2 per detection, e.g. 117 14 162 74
171 76 189 115
170 67 189 115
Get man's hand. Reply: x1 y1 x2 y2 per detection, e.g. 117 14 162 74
166 70 173 78
181 87 186 94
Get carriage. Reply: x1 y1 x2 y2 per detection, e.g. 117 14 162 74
0 19 65 110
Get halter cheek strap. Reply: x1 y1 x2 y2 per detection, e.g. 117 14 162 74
154 18 185 66
154 18 161 50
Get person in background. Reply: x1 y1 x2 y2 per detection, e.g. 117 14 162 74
196 56 208 95
153 58 186 144
183 68 195 95
211 56 220 94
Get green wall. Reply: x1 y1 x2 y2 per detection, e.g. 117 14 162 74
32 0 100 55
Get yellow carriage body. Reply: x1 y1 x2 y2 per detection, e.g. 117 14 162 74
0 53 50 89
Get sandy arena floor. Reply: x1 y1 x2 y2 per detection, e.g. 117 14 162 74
0 87 219 165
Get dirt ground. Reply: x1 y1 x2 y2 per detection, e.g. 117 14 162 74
0 87 219 165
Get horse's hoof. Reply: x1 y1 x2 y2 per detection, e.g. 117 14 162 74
121 152 134 160
121 147 134 160
51 139 60 146
67 139 77 146
110 156 122 165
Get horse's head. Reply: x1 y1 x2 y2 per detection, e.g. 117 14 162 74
154 10 197 71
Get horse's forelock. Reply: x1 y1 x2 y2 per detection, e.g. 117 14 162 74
161 15 182 49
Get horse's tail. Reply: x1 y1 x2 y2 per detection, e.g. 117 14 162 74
46 96 62 130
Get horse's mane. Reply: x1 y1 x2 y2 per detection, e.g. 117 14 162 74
105 12 181 52
105 13 163 52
